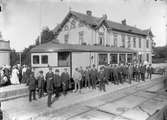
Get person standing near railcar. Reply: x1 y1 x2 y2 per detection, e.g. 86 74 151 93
45 67 54 107
73 68 82 93
147 64 153 80
28 72 37 102
141 64 146 82
53 69 62 98
128 64 133 84
26 66 31 85
37 71 45 98
98 66 106 92
85 66 91 88
113 65 118 85
61 68 70 96
90 64 98 89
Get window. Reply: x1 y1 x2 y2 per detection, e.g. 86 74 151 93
41 55 48 64
139 38 141 48
113 34 118 47
146 39 149 48
33 55 39 64
133 37 136 48
121 34 125 48
99 54 108 65
99 32 104 45
127 54 133 63
128 36 131 48
147 54 149 62
78 22 84 27
110 54 117 64
119 54 126 64
58 52 70 67
64 25 69 31
79 31 84 44
64 34 69 44
70 20 76 29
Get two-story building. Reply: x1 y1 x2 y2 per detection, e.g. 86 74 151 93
31 10 153 76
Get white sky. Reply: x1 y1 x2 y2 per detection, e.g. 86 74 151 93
0 0 167 51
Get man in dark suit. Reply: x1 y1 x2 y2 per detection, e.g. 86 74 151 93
141 64 146 81
113 65 118 85
37 70 45 98
98 66 106 92
90 64 98 89
46 67 54 107
147 64 153 80
28 72 37 102
61 68 70 96
85 66 91 88
53 69 61 98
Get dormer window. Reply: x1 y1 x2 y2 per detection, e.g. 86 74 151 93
70 20 76 29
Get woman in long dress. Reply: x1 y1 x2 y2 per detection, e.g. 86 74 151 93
10 66 20 85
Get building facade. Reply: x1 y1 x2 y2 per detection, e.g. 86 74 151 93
55 10 153 64
31 10 153 76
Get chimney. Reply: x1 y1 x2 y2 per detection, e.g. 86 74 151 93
86 10 92 16
121 19 127 25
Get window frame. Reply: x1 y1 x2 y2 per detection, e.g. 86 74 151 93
98 54 108 65
113 33 118 47
58 52 70 67
121 34 125 48
139 38 141 48
41 55 48 64
79 31 84 44
146 39 149 48
64 34 69 44
33 55 40 64
110 54 118 64
133 37 136 48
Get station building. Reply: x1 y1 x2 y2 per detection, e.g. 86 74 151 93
31 10 153 76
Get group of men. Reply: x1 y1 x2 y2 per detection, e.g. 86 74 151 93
28 63 153 107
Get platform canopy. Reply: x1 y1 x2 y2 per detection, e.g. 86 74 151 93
30 41 136 53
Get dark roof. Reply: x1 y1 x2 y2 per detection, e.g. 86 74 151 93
53 11 151 36
31 41 136 53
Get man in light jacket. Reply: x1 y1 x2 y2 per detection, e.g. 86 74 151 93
73 67 82 93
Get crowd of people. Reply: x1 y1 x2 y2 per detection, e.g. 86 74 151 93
27 63 154 107
0 62 155 107
0 64 31 87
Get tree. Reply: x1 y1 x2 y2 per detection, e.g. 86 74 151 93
36 27 55 44
10 49 20 66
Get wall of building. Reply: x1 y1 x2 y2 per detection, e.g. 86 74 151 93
0 51 10 66
0 40 11 66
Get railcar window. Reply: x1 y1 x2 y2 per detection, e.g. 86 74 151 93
33 55 39 64
99 54 107 65
41 55 48 64
58 52 70 67
110 54 117 64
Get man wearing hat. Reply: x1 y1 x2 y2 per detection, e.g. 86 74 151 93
98 66 106 92
53 69 61 98
45 67 54 107
28 72 37 102
90 64 98 89
37 70 45 98
61 68 70 96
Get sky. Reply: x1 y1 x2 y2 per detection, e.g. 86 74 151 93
0 0 167 51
